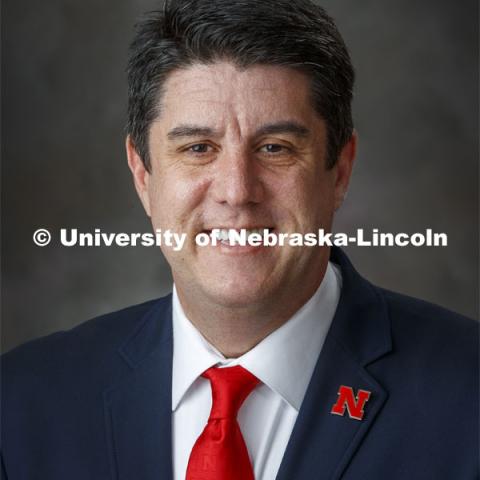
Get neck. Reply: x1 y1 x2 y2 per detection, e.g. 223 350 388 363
175 264 328 358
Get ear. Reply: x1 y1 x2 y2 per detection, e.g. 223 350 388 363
333 131 357 210
126 135 152 217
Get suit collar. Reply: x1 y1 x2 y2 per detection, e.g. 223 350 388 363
103 296 174 480
276 247 392 479
329 247 392 366
118 297 173 368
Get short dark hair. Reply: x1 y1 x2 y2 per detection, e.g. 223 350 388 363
127 0 354 170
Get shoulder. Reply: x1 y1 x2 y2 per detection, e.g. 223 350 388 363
380 287 477 345
376 286 477 382
1 296 171 394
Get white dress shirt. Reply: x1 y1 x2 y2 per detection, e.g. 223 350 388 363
171 262 342 480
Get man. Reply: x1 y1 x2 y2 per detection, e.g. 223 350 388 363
2 0 478 479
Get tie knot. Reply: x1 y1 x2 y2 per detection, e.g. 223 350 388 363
202 365 259 419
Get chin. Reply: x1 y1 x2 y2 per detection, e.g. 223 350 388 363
202 278 274 308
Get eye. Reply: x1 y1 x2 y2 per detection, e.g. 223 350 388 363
188 143 212 154
178 142 217 165
259 144 290 154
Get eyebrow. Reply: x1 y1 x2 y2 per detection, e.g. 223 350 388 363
167 125 217 140
166 120 310 141
255 121 310 138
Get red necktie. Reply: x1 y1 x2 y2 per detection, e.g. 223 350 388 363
186 365 259 480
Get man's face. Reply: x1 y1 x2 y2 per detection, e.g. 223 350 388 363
128 62 354 310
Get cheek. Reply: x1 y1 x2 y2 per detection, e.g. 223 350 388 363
268 169 335 227
147 170 209 228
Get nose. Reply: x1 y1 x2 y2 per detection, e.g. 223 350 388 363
212 148 264 207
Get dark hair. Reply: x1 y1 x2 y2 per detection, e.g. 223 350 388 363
127 0 354 170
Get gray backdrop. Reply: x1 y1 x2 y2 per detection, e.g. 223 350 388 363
2 0 478 353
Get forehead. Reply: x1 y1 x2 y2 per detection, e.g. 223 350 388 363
156 62 320 130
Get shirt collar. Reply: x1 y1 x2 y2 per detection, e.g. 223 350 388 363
172 262 341 412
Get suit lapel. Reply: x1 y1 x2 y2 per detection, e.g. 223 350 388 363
276 248 392 480
103 296 173 480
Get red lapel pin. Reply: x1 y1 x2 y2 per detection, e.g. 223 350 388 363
330 385 371 421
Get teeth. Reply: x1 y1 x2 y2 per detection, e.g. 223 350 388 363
219 229 229 241
211 228 270 245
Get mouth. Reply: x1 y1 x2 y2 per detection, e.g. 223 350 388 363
203 227 275 247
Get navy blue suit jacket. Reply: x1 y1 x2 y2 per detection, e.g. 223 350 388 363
2 249 478 479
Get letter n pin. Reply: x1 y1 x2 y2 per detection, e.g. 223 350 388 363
330 385 371 420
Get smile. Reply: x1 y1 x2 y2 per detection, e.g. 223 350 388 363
205 228 274 246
